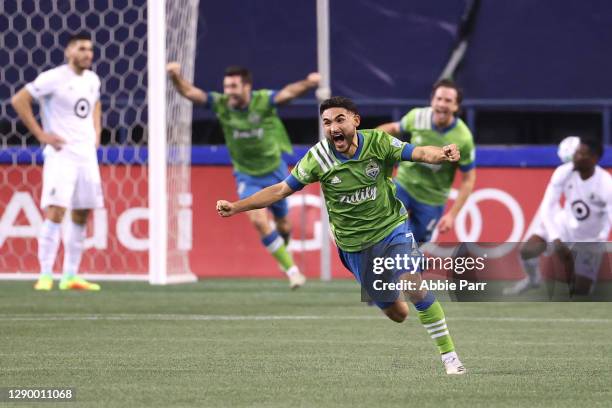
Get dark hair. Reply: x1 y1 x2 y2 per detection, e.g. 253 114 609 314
67 32 92 46
319 96 360 116
224 66 252 85
431 78 463 105
580 136 604 159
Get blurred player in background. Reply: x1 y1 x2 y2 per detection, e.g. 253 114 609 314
377 79 476 243
217 97 467 375
11 33 102 291
504 137 612 296
167 63 319 289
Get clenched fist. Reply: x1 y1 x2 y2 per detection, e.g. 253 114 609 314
216 200 236 217
166 62 181 78
442 144 460 162
307 72 321 87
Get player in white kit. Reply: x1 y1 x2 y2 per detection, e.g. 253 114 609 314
505 137 612 296
11 33 103 291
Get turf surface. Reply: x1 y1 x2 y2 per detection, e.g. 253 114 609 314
1 279 611 407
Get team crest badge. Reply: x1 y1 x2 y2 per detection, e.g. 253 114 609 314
390 137 402 148
248 112 261 124
298 165 309 181
365 160 380 179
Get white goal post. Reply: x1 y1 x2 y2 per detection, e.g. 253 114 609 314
0 0 198 284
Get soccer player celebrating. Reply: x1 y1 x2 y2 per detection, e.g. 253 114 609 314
504 137 612 296
11 33 103 291
167 63 318 289
377 79 476 243
217 97 466 374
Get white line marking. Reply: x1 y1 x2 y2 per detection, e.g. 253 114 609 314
0 314 609 323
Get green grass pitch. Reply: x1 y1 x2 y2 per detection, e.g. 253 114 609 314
1 279 611 407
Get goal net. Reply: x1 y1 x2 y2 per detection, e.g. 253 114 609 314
0 0 199 283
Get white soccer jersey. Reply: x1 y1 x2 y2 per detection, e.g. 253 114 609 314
26 64 101 162
540 162 612 242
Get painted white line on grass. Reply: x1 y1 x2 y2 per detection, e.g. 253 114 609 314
0 314 610 323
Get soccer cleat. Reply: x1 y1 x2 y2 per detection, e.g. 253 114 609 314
441 351 466 375
59 276 101 291
286 266 306 290
34 275 53 291
503 276 541 296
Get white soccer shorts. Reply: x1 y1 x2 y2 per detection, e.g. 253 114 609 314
40 154 104 210
568 242 605 282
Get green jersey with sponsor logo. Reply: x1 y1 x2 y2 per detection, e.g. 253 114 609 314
209 89 292 176
395 107 475 206
290 129 410 252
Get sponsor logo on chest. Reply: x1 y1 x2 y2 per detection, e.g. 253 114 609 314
232 128 264 140
338 186 377 205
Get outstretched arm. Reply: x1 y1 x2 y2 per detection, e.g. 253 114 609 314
273 72 320 105
217 181 295 217
166 62 207 105
410 144 460 164
376 121 401 136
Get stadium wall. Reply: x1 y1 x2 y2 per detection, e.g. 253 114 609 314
1 146 611 280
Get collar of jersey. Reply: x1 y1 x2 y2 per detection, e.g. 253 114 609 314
330 132 364 163
431 114 458 134
228 92 253 112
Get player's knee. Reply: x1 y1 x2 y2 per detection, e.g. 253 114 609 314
46 206 66 223
520 246 534 260
383 303 409 323
521 240 545 259
71 210 90 225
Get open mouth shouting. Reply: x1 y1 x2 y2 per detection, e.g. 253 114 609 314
331 133 348 151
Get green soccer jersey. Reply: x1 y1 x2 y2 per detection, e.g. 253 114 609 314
290 129 411 252
395 107 476 206
209 89 293 176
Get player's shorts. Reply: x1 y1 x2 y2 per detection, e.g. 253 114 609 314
40 152 104 210
530 214 605 282
394 181 445 243
568 242 605 282
233 161 289 218
337 221 423 309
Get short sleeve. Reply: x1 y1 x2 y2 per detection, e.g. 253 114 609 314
264 89 278 107
290 149 322 186
206 91 222 110
93 74 101 102
399 109 416 134
459 134 476 172
25 69 62 99
380 130 410 164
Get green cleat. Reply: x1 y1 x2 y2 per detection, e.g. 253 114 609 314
59 276 101 291
34 275 54 291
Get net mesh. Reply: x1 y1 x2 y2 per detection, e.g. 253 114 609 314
0 0 198 281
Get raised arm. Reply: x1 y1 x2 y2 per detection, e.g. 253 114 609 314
410 144 460 164
166 62 207 105
11 87 65 150
217 181 295 217
273 72 320 106
376 121 401 136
